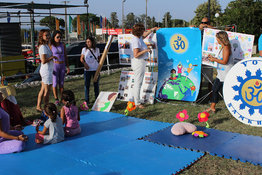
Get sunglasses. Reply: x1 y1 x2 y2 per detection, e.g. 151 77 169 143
56 36 61 39
201 21 209 24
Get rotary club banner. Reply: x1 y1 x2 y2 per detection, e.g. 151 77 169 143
202 28 254 68
223 57 262 127
156 28 202 102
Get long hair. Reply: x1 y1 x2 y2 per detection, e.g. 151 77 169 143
38 29 50 47
61 90 76 107
51 30 62 46
85 36 96 49
216 31 231 47
132 23 145 38
44 103 58 122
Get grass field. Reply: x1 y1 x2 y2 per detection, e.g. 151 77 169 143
16 69 262 175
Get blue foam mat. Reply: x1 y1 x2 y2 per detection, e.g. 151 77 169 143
0 111 204 174
144 126 239 152
214 134 262 165
79 111 172 140
144 125 262 165
89 140 204 175
80 111 125 122
0 148 116 175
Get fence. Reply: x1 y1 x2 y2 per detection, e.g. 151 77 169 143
0 51 122 79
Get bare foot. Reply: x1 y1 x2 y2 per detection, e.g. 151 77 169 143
36 107 42 112
206 107 216 113
137 104 145 109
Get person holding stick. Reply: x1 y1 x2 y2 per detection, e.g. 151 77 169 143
80 36 101 109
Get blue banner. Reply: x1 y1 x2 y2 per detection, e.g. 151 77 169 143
156 28 202 102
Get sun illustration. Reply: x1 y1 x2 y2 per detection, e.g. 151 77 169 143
232 69 262 115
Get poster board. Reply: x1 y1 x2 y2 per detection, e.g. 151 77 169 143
202 28 254 67
223 58 262 127
118 33 158 66
117 71 158 104
156 28 202 102
92 91 118 112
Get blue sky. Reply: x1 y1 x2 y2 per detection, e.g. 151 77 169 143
0 0 233 24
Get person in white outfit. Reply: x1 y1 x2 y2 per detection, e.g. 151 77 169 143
36 29 57 112
131 24 158 109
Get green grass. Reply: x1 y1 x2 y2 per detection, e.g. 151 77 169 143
17 70 262 174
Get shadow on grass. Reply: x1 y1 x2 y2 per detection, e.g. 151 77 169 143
211 117 229 125
25 114 41 121
139 108 162 120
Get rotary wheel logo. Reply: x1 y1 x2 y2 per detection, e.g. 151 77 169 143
232 69 262 115
170 34 188 54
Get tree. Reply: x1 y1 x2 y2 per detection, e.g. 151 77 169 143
172 19 189 27
152 16 157 27
221 0 262 43
72 13 100 31
40 16 65 31
136 14 146 25
190 0 221 26
124 12 136 28
110 12 119 28
146 16 153 28
162 12 172 27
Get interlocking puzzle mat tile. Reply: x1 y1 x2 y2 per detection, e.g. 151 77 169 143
89 140 204 175
144 125 262 165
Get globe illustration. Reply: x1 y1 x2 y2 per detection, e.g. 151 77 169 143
158 75 196 101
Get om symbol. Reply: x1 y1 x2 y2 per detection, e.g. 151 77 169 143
170 34 188 53
241 79 262 107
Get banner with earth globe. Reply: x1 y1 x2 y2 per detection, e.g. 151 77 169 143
156 27 202 102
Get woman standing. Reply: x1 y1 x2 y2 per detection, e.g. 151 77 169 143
207 31 233 112
51 30 70 105
36 29 57 112
131 24 158 109
80 36 100 108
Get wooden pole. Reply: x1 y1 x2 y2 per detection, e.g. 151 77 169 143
93 35 114 82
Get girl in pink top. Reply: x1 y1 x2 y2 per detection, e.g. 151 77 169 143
60 90 81 137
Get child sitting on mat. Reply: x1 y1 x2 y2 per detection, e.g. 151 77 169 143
60 90 81 137
35 103 64 144
0 91 28 154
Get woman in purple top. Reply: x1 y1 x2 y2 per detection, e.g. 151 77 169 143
0 90 28 154
50 30 70 105
60 90 81 137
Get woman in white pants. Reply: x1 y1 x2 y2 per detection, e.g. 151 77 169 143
131 24 158 109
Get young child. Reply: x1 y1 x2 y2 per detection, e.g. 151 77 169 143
35 103 64 144
60 90 81 137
